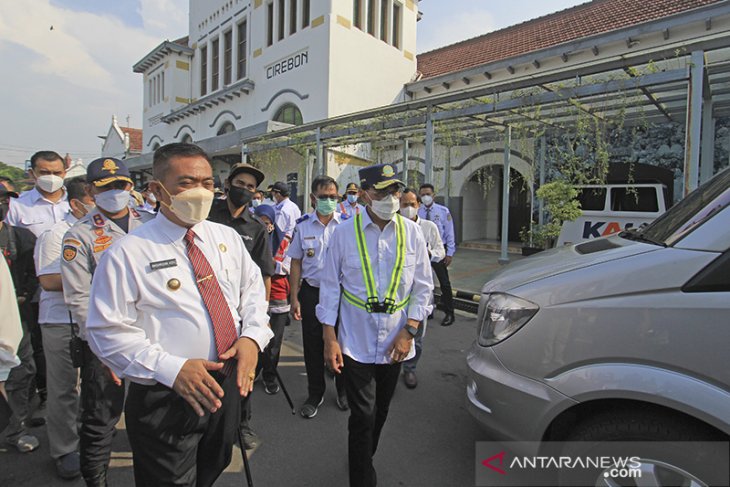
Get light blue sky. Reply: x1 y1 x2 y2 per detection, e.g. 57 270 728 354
0 0 587 167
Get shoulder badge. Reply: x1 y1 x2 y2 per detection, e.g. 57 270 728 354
296 214 310 224
92 214 105 227
63 245 77 262
63 237 82 247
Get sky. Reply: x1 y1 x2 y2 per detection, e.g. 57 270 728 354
0 0 586 169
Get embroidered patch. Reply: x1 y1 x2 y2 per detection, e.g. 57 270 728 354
102 159 119 174
92 214 104 227
93 228 104 237
63 238 82 247
95 236 112 246
63 245 77 262
93 243 111 253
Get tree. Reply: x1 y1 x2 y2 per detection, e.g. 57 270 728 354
0 161 27 189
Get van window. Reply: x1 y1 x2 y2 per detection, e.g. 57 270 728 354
640 169 730 246
610 187 658 212
576 188 607 211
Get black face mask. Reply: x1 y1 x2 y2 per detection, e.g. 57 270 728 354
228 185 254 208
0 202 8 222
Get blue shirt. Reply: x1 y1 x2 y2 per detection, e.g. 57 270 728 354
316 210 434 364
287 211 342 287
338 201 365 220
274 198 301 237
418 202 456 256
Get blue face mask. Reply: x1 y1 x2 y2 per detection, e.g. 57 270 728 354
347 194 358 204
316 197 338 216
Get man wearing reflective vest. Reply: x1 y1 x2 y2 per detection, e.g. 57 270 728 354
318 163 434 487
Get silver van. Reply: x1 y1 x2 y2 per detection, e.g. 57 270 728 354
467 169 730 485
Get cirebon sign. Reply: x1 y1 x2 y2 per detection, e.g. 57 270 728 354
266 50 309 80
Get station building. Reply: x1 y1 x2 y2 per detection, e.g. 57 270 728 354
125 0 730 248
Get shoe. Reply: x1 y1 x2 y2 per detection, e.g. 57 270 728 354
240 425 260 450
7 434 40 452
299 396 324 419
336 393 349 411
263 380 280 395
56 451 81 479
441 313 455 326
403 371 418 389
427 313 434 320
29 400 46 427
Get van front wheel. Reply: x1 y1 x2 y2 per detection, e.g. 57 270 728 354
557 410 727 486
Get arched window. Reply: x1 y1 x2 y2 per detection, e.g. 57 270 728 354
181 133 193 144
217 122 236 135
273 103 303 125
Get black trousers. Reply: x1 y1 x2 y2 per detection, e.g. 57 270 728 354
261 311 288 384
80 341 124 481
300 280 344 400
431 260 454 314
239 311 288 428
126 371 240 487
343 355 401 487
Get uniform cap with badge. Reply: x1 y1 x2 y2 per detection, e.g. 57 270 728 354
86 157 133 187
358 163 405 191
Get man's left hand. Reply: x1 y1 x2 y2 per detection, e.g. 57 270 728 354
443 256 453 267
387 329 413 363
219 337 259 397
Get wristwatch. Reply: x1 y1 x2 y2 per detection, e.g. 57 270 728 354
404 324 419 337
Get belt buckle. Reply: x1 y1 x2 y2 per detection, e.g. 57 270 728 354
383 298 396 314
366 296 380 313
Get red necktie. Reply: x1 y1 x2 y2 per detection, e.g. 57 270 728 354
184 228 238 375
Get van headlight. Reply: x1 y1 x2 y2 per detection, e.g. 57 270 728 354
478 293 539 346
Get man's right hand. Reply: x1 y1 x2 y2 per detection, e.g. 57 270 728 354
290 299 302 321
324 336 344 374
172 359 225 417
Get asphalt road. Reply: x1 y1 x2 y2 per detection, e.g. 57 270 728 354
1 310 487 487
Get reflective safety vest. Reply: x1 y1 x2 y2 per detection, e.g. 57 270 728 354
341 213 409 314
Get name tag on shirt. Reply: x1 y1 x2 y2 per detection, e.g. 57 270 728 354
150 259 177 271
303 236 316 240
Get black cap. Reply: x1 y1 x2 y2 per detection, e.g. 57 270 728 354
358 163 404 190
0 187 19 199
271 181 290 196
345 182 359 192
229 163 265 187
86 158 133 187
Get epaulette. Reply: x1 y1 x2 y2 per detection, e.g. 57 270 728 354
296 214 310 224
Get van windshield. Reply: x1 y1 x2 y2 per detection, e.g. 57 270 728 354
637 169 730 246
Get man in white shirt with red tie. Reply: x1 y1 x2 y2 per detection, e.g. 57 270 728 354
85 143 272 487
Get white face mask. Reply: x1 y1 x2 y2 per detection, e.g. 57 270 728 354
95 189 130 213
400 206 418 220
147 193 157 204
35 173 64 193
421 195 434 206
159 183 214 225
370 194 400 221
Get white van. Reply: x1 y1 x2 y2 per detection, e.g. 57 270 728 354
556 183 668 246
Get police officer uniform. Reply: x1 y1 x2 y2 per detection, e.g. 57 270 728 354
316 164 433 487
288 209 345 415
418 199 456 326
339 182 365 220
60 158 152 486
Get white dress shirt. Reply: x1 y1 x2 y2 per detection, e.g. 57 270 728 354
0 259 22 381
415 216 446 263
316 210 434 364
274 197 301 237
34 213 77 324
85 212 273 388
287 211 342 288
5 187 70 238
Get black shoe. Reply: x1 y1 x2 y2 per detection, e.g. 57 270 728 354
441 313 455 326
240 425 260 450
300 396 324 419
403 371 418 389
263 380 280 395
56 451 81 480
336 394 349 411
83 467 108 487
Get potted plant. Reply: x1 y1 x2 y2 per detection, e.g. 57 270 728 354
521 180 582 255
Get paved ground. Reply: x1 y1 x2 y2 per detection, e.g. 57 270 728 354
1 247 513 486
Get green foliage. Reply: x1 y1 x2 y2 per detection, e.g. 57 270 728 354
522 180 582 247
0 161 26 188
